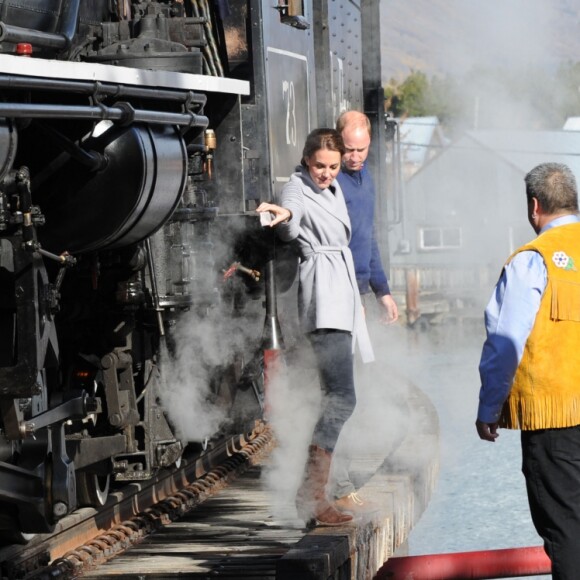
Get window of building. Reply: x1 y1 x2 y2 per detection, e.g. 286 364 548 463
419 227 462 250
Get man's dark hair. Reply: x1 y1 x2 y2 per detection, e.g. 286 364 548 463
525 163 579 214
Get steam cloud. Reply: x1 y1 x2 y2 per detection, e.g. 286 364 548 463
382 0 573 80
382 0 579 131
263 305 432 525
159 307 256 442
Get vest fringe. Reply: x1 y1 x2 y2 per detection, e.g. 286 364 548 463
551 278 580 321
501 395 580 430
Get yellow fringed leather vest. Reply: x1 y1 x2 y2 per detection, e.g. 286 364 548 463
500 221 580 430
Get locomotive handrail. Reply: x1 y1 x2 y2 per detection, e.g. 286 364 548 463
0 75 208 107
0 102 209 128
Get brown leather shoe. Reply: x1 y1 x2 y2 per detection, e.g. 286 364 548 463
314 503 353 526
296 445 353 526
334 492 380 515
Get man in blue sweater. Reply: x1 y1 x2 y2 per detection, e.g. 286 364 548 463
331 110 398 514
336 111 398 324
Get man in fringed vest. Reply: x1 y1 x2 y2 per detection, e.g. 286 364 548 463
476 162 580 580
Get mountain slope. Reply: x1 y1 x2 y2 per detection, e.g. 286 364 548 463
380 0 580 81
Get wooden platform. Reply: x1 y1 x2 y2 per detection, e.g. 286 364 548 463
78 467 407 579
80 383 438 580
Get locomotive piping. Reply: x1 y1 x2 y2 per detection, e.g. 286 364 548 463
35 121 107 172
0 23 68 51
34 247 76 267
0 0 80 50
57 0 81 50
0 76 208 107
145 238 165 338
0 102 209 127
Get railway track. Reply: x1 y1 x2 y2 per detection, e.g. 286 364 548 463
0 422 274 580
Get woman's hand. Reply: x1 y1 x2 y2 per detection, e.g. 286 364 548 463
256 202 292 227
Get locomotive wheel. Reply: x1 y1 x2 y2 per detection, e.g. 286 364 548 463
0 512 35 545
0 530 36 545
76 472 111 508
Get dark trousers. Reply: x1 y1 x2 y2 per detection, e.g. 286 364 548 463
521 425 580 580
308 329 356 453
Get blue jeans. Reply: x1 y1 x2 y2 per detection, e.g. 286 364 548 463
308 329 356 453
330 445 357 498
522 425 580 580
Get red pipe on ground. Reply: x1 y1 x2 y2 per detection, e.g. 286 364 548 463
375 546 551 579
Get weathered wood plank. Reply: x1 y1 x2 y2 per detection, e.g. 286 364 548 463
81 382 438 579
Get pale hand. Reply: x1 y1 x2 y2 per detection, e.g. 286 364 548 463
378 294 398 324
256 202 291 227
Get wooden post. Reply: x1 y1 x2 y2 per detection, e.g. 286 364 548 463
405 268 420 326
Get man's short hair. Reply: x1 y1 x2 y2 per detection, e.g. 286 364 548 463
336 110 371 137
525 163 579 214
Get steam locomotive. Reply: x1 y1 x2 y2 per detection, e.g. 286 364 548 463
0 0 389 538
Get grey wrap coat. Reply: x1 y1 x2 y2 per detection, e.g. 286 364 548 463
276 167 374 363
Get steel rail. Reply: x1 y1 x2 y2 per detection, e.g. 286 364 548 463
0 423 274 580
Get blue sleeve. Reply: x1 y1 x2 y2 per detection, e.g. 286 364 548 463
477 251 546 423
368 226 391 297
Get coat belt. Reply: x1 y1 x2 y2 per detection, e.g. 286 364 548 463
301 245 374 363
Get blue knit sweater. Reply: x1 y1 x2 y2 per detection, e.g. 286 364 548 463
337 165 391 297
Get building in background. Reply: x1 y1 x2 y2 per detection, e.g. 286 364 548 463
563 117 580 131
387 129 580 324
399 116 447 179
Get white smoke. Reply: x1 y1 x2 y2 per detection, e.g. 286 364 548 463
382 0 580 131
261 307 433 525
262 345 321 524
159 307 256 442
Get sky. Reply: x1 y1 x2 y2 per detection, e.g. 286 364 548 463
381 0 580 81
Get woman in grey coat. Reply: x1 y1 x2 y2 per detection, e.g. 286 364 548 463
257 128 373 527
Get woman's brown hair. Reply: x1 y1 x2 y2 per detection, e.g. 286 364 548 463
300 128 345 167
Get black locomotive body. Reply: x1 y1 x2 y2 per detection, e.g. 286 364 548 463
0 0 387 537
